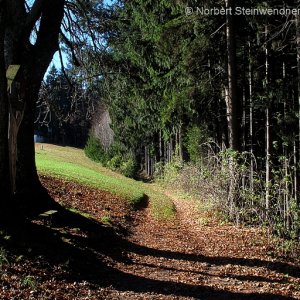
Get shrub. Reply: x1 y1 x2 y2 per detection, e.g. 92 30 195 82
84 135 108 163
153 161 165 181
158 150 183 185
107 155 122 170
85 135 138 178
185 125 209 164
120 156 137 178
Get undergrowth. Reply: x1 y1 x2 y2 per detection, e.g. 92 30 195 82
155 144 300 254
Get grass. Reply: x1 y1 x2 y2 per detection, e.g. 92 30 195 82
145 189 175 220
0 247 9 270
35 144 175 220
21 275 38 289
67 208 93 220
101 215 112 225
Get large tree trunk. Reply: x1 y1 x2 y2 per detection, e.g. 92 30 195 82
0 0 11 214
16 90 40 194
4 0 65 213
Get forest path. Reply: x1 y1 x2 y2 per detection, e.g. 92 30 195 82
3 175 300 299
107 188 300 299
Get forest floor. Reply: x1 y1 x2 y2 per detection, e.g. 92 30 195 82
1 175 300 299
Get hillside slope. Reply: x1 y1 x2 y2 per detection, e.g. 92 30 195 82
35 143 175 219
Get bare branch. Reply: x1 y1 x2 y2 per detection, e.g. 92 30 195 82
24 0 44 40
210 22 226 37
58 45 73 88
60 30 81 66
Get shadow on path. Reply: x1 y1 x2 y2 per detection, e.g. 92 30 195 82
0 198 297 300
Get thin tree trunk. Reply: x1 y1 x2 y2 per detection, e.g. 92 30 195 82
159 130 163 161
164 141 167 163
148 147 150 177
296 11 300 203
294 141 298 202
241 46 247 190
265 107 270 211
242 86 246 151
265 25 271 212
169 137 173 162
282 61 290 230
178 125 183 161
248 40 254 192
225 0 239 151
144 146 148 175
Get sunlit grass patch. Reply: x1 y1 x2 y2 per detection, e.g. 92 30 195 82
35 144 175 219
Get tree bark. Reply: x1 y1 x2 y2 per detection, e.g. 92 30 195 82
4 0 65 199
265 25 271 212
296 11 300 203
16 90 40 194
0 0 11 211
248 40 254 192
225 0 239 151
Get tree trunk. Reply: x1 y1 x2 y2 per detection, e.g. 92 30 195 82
3 0 65 213
248 40 254 193
225 0 239 151
178 125 183 161
0 0 11 213
16 91 40 194
296 11 300 203
282 61 290 230
145 146 149 176
265 25 271 212
159 130 163 161
170 137 173 161
294 141 297 203
265 107 270 211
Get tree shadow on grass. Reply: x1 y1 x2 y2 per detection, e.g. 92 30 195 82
0 200 296 300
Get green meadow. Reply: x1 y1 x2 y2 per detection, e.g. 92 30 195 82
35 144 175 219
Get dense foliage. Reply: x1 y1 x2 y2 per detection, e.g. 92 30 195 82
38 0 300 238
84 135 137 177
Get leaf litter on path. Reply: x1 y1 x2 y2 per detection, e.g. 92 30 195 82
0 175 299 299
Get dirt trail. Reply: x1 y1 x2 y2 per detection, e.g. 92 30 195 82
106 191 300 299
2 177 300 299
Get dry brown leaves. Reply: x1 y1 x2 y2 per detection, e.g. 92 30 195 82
0 176 299 299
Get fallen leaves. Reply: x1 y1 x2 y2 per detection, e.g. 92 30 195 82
0 175 299 299
41 175 133 231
